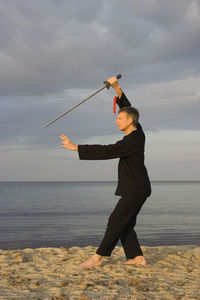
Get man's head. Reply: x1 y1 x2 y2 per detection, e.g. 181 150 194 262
116 106 139 133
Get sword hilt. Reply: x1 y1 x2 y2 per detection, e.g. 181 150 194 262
103 74 122 89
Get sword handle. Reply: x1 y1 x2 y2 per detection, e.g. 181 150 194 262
104 74 122 89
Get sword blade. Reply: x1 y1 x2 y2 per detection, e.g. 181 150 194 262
43 85 106 128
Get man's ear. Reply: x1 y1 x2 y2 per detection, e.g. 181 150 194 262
128 116 133 125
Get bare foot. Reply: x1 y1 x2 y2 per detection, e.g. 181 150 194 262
125 255 147 266
79 254 102 269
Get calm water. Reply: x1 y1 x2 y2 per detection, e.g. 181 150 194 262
0 181 199 249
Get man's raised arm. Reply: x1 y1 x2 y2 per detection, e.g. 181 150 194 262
107 77 131 108
107 76 142 130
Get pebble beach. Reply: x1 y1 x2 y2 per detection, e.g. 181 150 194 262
0 245 199 299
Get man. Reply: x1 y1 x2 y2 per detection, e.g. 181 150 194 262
59 76 151 268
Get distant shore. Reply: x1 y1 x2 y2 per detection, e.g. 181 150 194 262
0 245 199 299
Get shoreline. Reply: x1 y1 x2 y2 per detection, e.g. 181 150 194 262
1 238 200 251
0 244 199 299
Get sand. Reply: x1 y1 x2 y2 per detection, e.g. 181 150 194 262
0 245 199 300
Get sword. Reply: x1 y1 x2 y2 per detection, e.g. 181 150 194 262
43 74 122 128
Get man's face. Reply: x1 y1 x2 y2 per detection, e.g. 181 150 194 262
116 112 133 131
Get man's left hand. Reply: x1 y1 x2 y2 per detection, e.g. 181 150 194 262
59 135 78 151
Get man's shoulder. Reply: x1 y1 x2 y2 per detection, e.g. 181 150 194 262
124 130 139 142
124 127 145 144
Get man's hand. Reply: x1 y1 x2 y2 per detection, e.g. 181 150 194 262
59 135 78 151
107 76 123 98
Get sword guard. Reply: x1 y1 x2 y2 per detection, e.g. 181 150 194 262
103 81 111 89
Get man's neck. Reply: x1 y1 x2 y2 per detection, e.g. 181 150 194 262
124 125 137 135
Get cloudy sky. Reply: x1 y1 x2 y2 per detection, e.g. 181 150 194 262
1 0 200 181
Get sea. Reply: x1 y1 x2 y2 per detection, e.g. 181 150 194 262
0 181 199 250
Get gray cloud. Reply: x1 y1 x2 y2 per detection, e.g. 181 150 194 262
1 0 200 180
0 0 200 96
1 76 200 153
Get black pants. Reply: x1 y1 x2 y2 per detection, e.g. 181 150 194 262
96 190 147 259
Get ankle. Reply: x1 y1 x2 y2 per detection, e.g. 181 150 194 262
94 253 102 260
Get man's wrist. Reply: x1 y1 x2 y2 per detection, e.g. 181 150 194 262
72 144 78 151
114 86 123 98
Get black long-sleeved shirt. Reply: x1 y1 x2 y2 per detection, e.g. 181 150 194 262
78 93 151 197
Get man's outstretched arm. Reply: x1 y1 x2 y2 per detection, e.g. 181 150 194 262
60 134 138 160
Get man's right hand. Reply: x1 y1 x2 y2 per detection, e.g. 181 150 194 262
107 77 123 99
